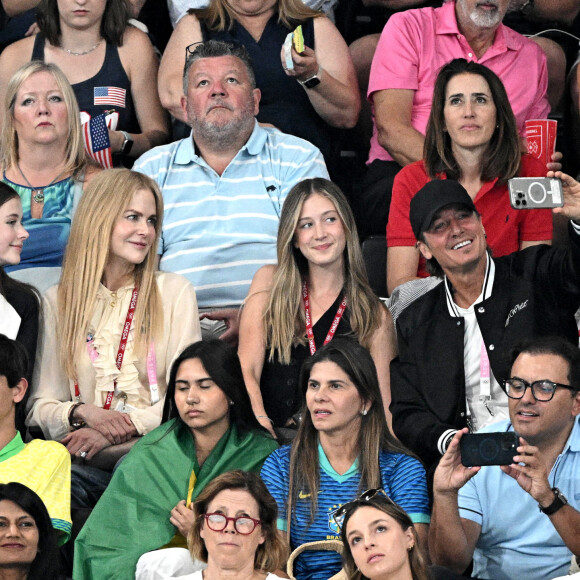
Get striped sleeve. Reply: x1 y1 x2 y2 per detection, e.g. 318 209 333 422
260 446 290 531
381 451 430 524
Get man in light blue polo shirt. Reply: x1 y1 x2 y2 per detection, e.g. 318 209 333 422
430 336 580 580
134 40 328 342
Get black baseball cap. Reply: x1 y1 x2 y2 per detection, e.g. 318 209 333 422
410 180 477 239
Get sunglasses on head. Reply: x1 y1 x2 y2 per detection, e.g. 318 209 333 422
333 488 396 530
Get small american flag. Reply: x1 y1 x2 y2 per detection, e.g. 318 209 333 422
83 113 113 169
94 86 126 108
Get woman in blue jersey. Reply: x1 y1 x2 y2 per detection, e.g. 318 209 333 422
260 338 429 580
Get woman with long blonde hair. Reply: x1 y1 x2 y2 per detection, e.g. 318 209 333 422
27 168 201 507
238 178 396 437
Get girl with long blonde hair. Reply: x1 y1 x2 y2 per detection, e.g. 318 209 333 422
27 168 201 506
239 178 396 437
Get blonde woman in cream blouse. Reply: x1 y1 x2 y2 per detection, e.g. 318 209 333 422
26 169 201 505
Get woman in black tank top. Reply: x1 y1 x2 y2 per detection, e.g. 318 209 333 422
0 0 170 167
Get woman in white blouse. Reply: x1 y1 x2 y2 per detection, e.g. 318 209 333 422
27 168 201 507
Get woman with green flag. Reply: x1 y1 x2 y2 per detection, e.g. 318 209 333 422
73 339 278 580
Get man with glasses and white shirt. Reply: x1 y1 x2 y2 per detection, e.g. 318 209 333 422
430 335 580 580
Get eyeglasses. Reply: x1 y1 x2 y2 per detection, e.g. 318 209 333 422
332 488 395 530
502 377 578 402
202 513 261 535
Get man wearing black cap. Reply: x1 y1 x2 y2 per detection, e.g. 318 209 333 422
389 174 580 471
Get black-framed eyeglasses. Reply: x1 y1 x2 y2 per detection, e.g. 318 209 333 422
332 488 395 530
202 512 261 535
502 377 578 402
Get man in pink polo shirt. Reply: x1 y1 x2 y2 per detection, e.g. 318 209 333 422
355 0 550 239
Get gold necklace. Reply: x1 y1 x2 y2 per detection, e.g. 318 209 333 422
17 163 66 204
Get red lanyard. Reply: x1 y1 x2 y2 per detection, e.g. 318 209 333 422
74 287 139 409
302 280 347 356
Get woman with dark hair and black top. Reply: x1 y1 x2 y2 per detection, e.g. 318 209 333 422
73 339 278 580
0 482 63 580
0 0 170 164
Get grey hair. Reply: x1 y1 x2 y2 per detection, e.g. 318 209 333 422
183 40 256 94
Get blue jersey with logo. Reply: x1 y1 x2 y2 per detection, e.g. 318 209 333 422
261 444 430 580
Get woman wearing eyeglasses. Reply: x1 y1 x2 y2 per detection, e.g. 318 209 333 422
180 470 286 580
73 340 278 580
261 338 429 580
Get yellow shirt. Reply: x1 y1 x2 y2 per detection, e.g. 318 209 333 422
0 434 71 544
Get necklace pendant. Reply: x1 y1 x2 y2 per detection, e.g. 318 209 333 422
32 189 44 203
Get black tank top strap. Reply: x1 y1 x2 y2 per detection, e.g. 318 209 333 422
31 32 45 60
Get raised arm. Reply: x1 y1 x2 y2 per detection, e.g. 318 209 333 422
238 265 276 436
282 16 360 128
116 26 171 158
430 429 482 572
158 13 202 122
501 437 580 557
373 88 424 166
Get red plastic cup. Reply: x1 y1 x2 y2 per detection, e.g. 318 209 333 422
524 119 557 167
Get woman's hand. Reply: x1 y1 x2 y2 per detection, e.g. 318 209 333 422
76 404 137 445
61 428 111 461
170 500 195 538
108 129 125 154
256 414 277 438
281 44 319 84
546 150 563 173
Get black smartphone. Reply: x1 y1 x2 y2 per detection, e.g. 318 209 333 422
460 432 519 467
508 177 563 209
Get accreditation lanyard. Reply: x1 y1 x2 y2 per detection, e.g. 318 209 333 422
302 280 347 356
74 287 149 409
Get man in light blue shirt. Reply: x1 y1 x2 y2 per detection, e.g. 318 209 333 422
134 40 328 342
430 335 580 580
